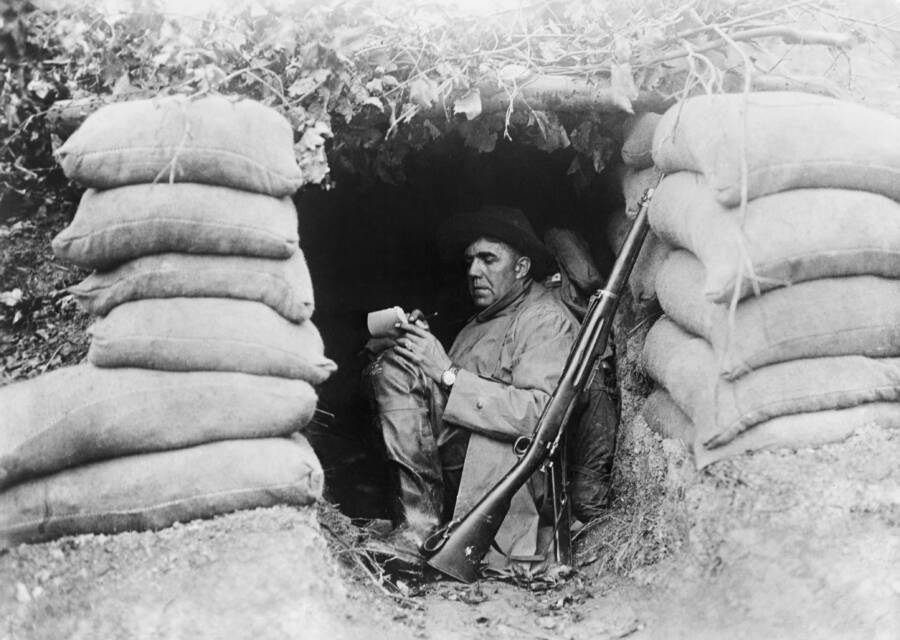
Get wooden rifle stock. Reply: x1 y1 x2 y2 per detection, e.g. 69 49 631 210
422 179 661 582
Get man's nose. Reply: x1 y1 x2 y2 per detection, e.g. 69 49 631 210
467 260 483 278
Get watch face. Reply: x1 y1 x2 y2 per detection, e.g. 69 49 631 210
441 368 456 387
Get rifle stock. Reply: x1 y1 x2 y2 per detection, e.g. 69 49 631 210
422 179 660 582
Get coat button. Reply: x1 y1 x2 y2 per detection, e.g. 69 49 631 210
476 399 485 409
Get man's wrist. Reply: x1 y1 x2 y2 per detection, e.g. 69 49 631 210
439 365 461 391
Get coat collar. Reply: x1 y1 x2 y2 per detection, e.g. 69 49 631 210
472 278 532 323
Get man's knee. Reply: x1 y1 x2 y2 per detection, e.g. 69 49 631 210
366 349 429 410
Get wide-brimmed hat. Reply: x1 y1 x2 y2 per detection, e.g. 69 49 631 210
439 205 556 278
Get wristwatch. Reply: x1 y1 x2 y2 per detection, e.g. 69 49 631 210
440 365 461 391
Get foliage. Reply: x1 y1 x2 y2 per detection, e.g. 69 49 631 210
0 0 892 206
0 204 90 383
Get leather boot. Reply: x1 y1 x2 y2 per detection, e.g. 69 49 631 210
373 406 444 566
365 351 445 570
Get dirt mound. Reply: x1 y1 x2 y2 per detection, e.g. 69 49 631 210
0 506 414 640
592 296 900 639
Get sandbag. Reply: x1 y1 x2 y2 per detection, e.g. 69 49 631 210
694 401 900 469
71 251 315 322
621 112 662 169
88 298 337 384
649 172 900 302
0 436 322 548
656 250 900 379
642 388 695 443
0 364 318 489
56 95 304 196
606 207 671 301
651 91 900 206
543 228 604 292
642 388 900 469
641 317 900 448
621 166 661 218
52 183 300 270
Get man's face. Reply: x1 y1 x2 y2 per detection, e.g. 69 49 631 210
464 237 529 308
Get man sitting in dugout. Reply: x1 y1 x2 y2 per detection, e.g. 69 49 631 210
365 205 613 574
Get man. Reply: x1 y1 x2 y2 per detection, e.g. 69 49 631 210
366 205 578 572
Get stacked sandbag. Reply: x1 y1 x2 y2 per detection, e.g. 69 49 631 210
640 91 900 467
1 95 336 547
606 112 670 303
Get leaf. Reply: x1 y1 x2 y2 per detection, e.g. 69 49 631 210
408 76 439 108
423 119 442 140
591 149 606 173
608 63 637 115
26 79 54 100
497 64 529 83
613 36 632 61
297 120 333 151
111 72 132 95
458 119 497 153
0 289 23 307
569 121 596 155
611 61 639 100
453 89 482 120
288 69 331 98
530 111 570 152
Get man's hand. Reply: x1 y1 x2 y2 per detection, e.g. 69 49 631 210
393 322 453 383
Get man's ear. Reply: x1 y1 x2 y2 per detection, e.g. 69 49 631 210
515 256 531 279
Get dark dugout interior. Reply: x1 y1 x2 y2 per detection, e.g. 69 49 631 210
296 131 625 519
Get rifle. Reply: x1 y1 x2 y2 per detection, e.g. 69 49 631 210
421 176 662 582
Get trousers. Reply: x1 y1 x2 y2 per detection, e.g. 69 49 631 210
366 349 469 532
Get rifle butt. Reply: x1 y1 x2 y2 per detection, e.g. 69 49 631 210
423 504 507 582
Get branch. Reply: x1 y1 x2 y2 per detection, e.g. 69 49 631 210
731 26 856 47
473 75 671 115
641 26 855 68
673 0 817 40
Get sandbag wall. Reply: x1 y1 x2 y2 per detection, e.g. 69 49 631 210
606 112 671 303
0 95 336 547
636 91 900 467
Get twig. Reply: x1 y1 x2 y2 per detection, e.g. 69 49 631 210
673 0 815 40
0 109 51 158
713 24 765 361
812 6 900 37
640 25 854 69
319 519 424 610
39 343 65 375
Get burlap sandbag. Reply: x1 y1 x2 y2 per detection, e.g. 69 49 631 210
621 112 662 169
71 251 315 322
641 317 900 448
642 388 695 443
0 364 318 489
649 172 900 302
52 183 300 270
0 436 322 548
651 91 900 206
544 228 604 292
56 95 304 196
656 250 900 379
621 166 661 218
642 387 900 469
606 207 671 301
88 298 337 384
